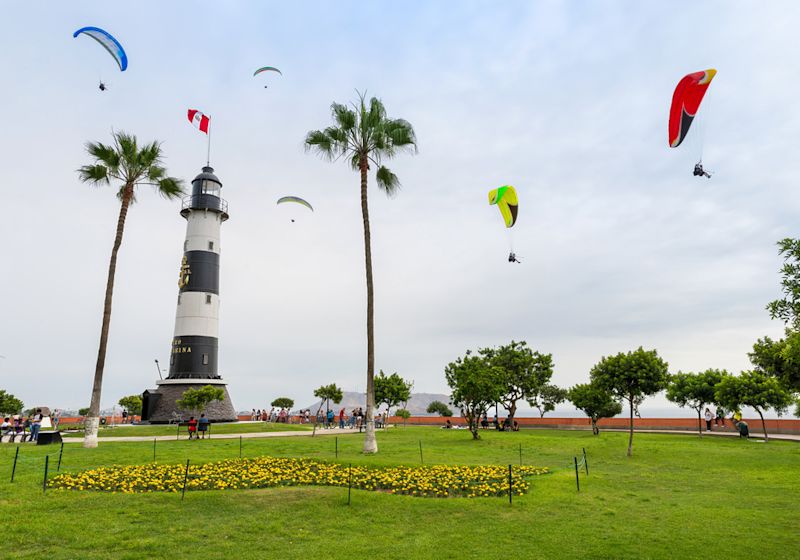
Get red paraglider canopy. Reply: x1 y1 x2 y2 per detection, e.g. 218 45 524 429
668 69 716 148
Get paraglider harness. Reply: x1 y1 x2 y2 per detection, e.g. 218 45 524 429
508 252 521 264
98 81 107 91
693 162 711 178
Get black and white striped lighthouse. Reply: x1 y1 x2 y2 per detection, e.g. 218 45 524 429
142 166 237 422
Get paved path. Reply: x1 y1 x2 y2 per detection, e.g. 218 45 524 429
61 427 360 444
50 426 800 444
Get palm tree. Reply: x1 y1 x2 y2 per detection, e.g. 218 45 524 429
78 131 183 448
305 93 416 454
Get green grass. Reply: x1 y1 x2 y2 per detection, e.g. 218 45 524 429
1 428 798 560
59 421 311 438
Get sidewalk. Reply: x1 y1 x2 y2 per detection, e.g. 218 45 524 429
598 428 800 442
62 426 359 444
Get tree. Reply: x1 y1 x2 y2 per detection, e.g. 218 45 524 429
445 351 505 440
374 370 413 413
480 341 553 425
78 407 90 417
590 347 669 456
0 390 23 415
395 408 411 427
529 384 568 418
766 238 800 329
117 395 143 417
749 333 800 393
426 401 453 417
175 385 225 416
270 397 294 410
665 370 725 436
312 384 343 436
79 131 183 448
568 382 622 435
305 93 417 454
715 370 793 441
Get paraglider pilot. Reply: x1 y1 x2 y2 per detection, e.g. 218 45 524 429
98 81 107 91
508 252 521 263
693 162 711 179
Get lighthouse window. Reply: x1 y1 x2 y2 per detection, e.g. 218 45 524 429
208 241 214 250
202 354 209 365
205 294 212 304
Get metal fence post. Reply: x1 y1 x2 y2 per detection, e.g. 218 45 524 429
335 436 338 459
519 443 522 466
181 459 190 500
239 435 242 458
153 438 157 463
10 447 19 482
347 463 352 506
583 447 589 476
508 464 513 505
574 456 580 492
43 455 50 494
57 442 64 471
419 440 423 464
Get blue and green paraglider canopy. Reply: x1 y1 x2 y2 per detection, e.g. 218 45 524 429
73 26 128 71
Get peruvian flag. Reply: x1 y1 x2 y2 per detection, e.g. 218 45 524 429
187 109 210 134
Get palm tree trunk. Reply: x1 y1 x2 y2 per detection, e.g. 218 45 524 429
84 183 133 448
627 398 634 457
360 160 378 454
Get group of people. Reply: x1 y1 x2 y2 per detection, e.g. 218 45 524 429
703 407 749 436
250 408 291 423
0 409 45 443
478 413 519 432
186 414 210 439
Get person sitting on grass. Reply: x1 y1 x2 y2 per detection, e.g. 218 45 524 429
198 413 209 439
442 419 452 429
187 416 198 440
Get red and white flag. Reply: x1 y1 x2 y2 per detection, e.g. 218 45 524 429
187 109 210 134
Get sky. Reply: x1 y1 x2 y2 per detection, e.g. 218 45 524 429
1 1 799 417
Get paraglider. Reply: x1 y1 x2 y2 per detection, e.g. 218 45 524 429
488 185 520 263
277 196 313 222
73 27 127 91
669 69 716 177
254 66 282 88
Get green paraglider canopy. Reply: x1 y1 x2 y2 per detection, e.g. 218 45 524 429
277 196 313 212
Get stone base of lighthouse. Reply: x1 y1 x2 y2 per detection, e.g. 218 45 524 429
141 379 237 424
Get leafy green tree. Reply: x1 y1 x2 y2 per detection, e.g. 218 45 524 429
175 385 225 416
715 370 793 441
374 370 413 412
117 395 142 417
749 333 800 392
568 382 622 435
766 238 800 329
529 384 568 418
79 131 183 448
666 370 725 436
311 384 343 436
78 407 90 417
0 390 23 415
395 408 411 427
270 397 294 409
426 400 453 417
590 347 669 456
445 351 505 440
305 93 416 454
480 341 553 425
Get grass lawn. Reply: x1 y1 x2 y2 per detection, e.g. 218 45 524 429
1 427 797 559
59 421 311 438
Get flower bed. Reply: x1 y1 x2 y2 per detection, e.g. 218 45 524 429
50 457 548 498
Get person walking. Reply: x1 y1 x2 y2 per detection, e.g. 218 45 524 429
326 409 335 429
198 413 209 439
704 408 713 432
338 407 345 429
187 416 198 440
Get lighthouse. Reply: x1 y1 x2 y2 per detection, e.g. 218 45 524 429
141 166 237 423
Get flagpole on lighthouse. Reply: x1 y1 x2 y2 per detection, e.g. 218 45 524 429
207 127 212 167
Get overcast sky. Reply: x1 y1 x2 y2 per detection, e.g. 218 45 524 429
1 1 799 416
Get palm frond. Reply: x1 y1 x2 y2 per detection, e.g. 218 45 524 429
78 164 110 185
85 142 120 171
155 176 185 199
376 165 400 197
305 130 336 159
385 119 417 152
137 141 162 171
331 102 356 132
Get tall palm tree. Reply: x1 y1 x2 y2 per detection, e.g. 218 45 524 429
305 93 417 454
78 131 183 448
